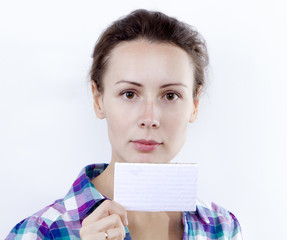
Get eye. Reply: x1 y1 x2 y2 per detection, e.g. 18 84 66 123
164 92 179 101
121 90 137 100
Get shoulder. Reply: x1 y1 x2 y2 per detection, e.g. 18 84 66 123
6 164 107 240
184 199 242 239
6 214 52 239
6 199 78 240
196 199 240 224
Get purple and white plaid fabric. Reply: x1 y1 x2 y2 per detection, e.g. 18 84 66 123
6 164 242 239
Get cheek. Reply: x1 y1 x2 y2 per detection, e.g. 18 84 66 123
105 101 134 139
169 117 189 138
161 106 191 146
162 104 192 129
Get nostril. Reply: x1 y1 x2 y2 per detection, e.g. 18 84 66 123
138 120 159 128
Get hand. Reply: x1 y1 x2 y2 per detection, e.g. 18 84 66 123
80 200 128 240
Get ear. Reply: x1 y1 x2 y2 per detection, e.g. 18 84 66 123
189 86 202 123
91 81 105 119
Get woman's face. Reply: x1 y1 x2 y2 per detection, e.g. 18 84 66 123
92 40 199 164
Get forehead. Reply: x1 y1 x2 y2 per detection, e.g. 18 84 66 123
103 39 195 87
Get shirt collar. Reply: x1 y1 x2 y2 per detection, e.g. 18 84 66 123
63 163 109 222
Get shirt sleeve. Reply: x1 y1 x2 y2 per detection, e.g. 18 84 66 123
6 216 53 240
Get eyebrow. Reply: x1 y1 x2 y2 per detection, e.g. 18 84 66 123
160 83 187 88
115 80 143 87
115 80 187 88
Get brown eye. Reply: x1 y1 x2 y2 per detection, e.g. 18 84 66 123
164 92 179 101
123 91 136 99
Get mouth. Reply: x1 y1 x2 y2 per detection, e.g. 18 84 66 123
131 139 162 152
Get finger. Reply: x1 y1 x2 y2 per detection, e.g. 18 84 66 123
97 214 125 232
83 200 128 226
107 227 126 240
83 214 125 233
79 231 108 240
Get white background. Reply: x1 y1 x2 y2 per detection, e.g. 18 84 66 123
0 0 286 239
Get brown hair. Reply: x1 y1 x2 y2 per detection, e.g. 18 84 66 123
90 9 209 99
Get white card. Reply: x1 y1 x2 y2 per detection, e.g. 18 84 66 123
114 162 198 212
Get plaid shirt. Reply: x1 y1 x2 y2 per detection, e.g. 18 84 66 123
7 164 242 240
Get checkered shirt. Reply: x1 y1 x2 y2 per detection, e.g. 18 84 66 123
6 163 242 240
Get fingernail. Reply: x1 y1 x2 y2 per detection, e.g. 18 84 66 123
125 217 128 226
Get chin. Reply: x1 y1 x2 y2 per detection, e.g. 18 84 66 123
127 155 171 164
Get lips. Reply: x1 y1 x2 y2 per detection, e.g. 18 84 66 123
131 139 162 152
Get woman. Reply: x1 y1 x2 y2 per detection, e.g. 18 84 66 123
7 9 242 240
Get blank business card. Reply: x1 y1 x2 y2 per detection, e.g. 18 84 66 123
114 162 198 212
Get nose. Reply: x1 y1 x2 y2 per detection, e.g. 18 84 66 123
138 101 160 129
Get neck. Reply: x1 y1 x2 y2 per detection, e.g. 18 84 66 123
92 161 115 199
